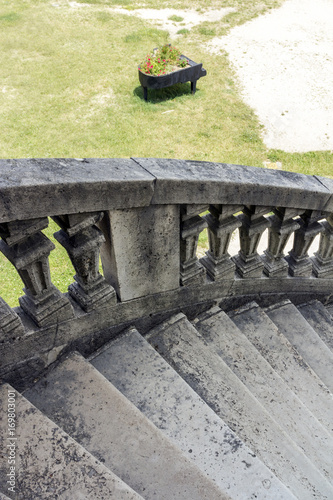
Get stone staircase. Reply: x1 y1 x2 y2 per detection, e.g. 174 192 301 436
1 299 333 499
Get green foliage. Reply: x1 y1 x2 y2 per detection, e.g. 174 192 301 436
177 28 190 35
139 44 188 75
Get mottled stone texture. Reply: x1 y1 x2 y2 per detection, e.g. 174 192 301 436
100 205 180 301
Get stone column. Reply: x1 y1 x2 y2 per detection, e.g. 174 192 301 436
232 206 270 278
262 207 301 277
0 218 74 327
0 297 25 342
312 213 333 278
286 210 325 277
100 205 180 301
53 212 117 312
201 204 243 281
180 205 208 286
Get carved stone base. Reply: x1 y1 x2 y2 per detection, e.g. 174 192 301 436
285 253 313 277
180 260 206 286
201 252 236 281
19 287 74 327
232 253 264 278
0 298 25 341
69 275 117 312
311 256 333 278
262 251 289 278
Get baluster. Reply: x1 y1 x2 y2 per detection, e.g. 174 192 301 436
201 204 243 280
180 205 208 286
312 213 333 278
232 206 271 278
0 218 74 327
286 210 325 277
0 297 25 341
53 212 117 311
262 208 301 277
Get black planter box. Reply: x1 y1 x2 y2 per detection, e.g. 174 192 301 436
138 55 207 101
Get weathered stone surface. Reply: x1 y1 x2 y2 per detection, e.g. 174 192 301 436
0 384 144 500
194 306 333 482
0 298 24 342
25 352 228 500
266 300 333 393
90 326 294 500
146 313 333 500
297 300 333 352
0 159 155 223
315 175 333 212
229 302 333 435
134 158 332 210
100 205 180 301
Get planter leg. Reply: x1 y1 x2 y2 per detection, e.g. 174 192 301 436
143 86 148 101
191 80 197 94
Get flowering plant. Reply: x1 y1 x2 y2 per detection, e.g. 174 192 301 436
139 44 189 76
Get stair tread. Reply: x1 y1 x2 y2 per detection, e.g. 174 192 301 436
0 383 144 500
265 301 333 393
229 301 333 435
146 313 333 500
297 300 333 352
90 326 294 500
24 352 227 500
194 305 333 483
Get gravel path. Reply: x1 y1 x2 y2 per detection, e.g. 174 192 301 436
207 0 333 152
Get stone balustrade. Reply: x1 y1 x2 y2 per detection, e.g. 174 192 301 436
1 158 332 387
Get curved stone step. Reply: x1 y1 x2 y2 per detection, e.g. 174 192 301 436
229 301 333 436
297 300 333 352
265 300 333 393
0 383 144 500
90 326 295 500
24 352 227 500
326 303 333 318
146 313 333 500
194 305 333 484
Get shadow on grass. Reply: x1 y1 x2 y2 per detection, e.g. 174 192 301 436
134 82 200 103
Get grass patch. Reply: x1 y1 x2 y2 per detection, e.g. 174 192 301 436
177 28 190 35
168 15 184 22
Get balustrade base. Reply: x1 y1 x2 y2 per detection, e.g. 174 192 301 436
262 252 289 278
19 288 74 327
200 252 236 281
0 298 25 341
232 253 264 278
69 276 117 312
180 261 206 286
311 256 333 279
286 254 313 278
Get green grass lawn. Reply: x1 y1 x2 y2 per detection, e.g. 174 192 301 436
0 0 332 306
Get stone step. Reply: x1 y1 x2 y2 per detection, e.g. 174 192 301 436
0 383 144 500
229 301 333 436
326 302 333 318
265 300 333 393
90 326 295 500
24 352 227 500
146 313 333 500
194 305 333 484
297 300 333 352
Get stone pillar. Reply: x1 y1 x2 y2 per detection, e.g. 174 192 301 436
0 297 25 341
100 205 180 301
0 218 74 327
232 206 270 278
286 210 325 277
312 213 333 278
262 208 301 277
53 212 117 312
180 205 208 286
201 204 242 280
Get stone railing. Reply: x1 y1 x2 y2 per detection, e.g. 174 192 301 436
1 158 332 387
